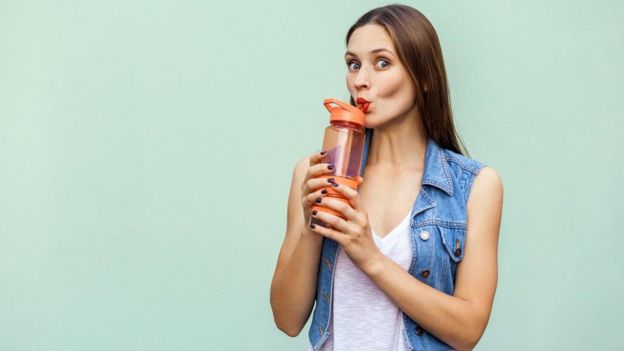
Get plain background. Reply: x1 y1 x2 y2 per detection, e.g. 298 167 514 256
1 0 623 350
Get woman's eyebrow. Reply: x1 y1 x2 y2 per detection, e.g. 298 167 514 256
344 48 395 57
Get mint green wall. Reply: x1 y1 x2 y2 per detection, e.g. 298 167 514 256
1 1 622 350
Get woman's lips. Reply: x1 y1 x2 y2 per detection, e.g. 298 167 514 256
356 98 372 113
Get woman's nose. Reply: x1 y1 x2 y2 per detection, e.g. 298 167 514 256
353 68 370 89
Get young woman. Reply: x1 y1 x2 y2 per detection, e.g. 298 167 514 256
270 4 503 351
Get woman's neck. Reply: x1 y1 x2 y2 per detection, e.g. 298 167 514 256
366 112 427 171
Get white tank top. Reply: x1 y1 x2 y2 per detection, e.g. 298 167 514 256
308 211 413 351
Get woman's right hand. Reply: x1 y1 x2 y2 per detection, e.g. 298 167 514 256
300 150 335 233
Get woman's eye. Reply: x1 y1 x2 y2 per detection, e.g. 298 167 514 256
376 59 390 69
347 61 360 71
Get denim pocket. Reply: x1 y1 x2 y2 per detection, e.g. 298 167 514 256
439 225 466 262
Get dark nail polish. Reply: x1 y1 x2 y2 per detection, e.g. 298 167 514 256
328 164 335 170
321 189 327 194
332 183 339 187
312 210 317 216
315 197 322 204
320 151 326 155
310 223 316 229
327 178 335 183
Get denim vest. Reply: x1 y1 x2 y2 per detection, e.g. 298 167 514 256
308 128 485 351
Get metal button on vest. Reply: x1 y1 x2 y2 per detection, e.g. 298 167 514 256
419 231 431 241
415 326 424 336
421 269 430 278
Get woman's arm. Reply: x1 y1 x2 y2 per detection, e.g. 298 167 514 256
270 157 324 337
361 167 503 350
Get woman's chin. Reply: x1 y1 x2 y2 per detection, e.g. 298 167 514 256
364 114 383 129
364 114 401 130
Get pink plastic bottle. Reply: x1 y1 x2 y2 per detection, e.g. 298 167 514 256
310 98 366 229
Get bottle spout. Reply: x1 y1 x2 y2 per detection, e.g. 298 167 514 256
323 98 365 126
323 98 354 113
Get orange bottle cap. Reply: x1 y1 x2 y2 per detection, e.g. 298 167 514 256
323 98 365 126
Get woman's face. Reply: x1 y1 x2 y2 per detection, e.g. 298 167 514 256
345 24 418 128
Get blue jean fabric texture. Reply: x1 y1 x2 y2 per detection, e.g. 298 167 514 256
308 128 485 351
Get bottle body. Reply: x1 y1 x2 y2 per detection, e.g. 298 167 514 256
322 121 365 180
311 121 365 228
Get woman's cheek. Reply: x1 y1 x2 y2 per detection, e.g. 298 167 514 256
380 71 416 114
376 72 404 99
346 75 357 97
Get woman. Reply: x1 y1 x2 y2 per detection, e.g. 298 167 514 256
270 4 503 351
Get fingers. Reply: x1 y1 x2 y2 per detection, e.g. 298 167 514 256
310 205 359 235
301 175 335 198
313 195 360 224
329 181 361 210
306 162 335 184
300 150 336 219
309 219 348 243
320 183 368 226
308 150 327 167
301 186 330 211
301 150 334 193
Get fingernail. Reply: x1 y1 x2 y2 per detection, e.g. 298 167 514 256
320 150 326 155
327 164 335 170
321 189 327 194
315 197 322 204
310 223 316 229
327 178 335 183
332 183 338 188
312 210 318 216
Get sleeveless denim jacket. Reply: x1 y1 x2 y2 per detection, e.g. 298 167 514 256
308 128 485 351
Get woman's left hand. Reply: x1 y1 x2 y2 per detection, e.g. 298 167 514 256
310 180 384 274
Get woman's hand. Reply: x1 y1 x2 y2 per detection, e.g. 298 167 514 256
309 181 384 273
300 150 335 234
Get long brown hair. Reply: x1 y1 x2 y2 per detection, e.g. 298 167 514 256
346 4 469 156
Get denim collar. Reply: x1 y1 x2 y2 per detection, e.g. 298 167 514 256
421 137 454 196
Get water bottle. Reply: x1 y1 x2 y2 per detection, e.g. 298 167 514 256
310 98 366 229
